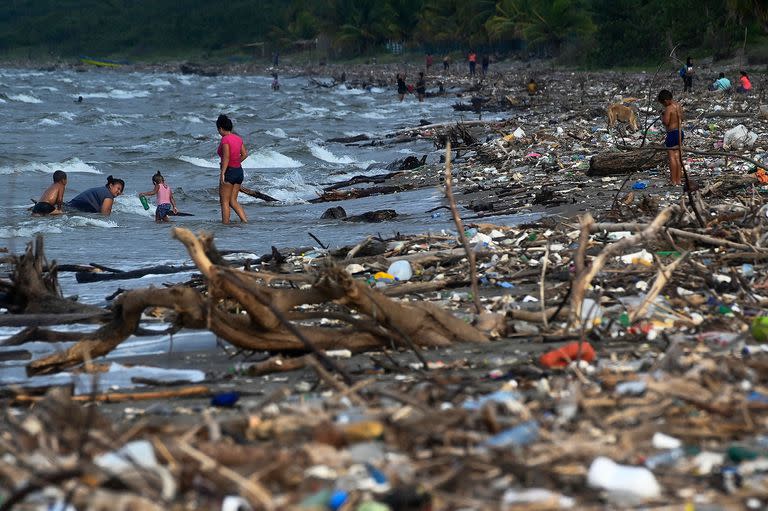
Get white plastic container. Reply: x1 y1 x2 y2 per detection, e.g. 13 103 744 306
387 260 413 281
587 456 661 500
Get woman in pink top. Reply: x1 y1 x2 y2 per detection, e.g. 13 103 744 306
216 114 248 224
737 70 752 94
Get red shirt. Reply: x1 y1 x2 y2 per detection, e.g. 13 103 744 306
217 133 244 168
469 53 477 63
740 75 752 90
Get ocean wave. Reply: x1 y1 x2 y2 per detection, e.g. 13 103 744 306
0 158 102 176
266 128 287 138
8 93 42 103
178 156 218 168
0 215 117 239
252 169 320 203
66 216 120 229
246 149 303 169
182 115 204 123
359 111 391 119
0 222 64 239
308 142 356 165
81 89 150 100
39 118 61 126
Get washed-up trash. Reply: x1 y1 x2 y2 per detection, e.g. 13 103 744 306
329 490 349 510
723 125 758 150
540 342 596 368
501 488 575 508
587 456 661 500
620 249 653 266
652 432 682 449
486 420 539 447
751 316 768 343
632 181 648 190
222 496 253 511
645 447 685 470
387 260 412 281
462 390 521 411
615 380 647 396
211 391 240 407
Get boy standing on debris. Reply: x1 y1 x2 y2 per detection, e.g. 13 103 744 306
658 89 684 186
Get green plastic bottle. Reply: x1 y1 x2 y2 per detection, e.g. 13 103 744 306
139 195 150 210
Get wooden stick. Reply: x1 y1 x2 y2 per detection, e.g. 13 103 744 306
570 206 678 329
444 141 482 315
628 251 689 322
176 440 274 510
540 242 550 329
12 385 210 404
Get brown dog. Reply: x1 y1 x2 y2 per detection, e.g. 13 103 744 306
607 104 639 131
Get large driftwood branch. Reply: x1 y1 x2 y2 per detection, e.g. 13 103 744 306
27 229 488 375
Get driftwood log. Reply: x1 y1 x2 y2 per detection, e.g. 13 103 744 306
4 237 102 315
25 228 488 375
588 148 666 176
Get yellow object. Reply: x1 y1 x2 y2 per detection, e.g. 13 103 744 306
340 421 384 442
374 272 395 281
751 316 768 343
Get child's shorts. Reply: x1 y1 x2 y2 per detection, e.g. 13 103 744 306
156 203 172 219
665 129 684 148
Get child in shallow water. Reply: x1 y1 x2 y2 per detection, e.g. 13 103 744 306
32 170 67 216
139 171 177 222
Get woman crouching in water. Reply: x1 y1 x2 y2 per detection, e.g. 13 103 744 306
216 114 248 224
68 175 124 215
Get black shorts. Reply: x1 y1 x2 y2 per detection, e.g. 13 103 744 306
224 166 244 185
32 202 55 215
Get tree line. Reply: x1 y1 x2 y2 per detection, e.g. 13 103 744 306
0 0 766 66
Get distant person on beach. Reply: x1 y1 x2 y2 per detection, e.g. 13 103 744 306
216 114 248 224
271 73 280 91
681 57 694 93
416 72 426 102
75 95 83 103
426 53 433 71
32 170 67 216
527 78 538 95
443 55 450 72
658 89 684 186
396 73 407 101
737 70 752 93
139 171 178 222
273 51 279 67
68 175 124 215
481 55 490 76
709 72 732 92
468 50 477 77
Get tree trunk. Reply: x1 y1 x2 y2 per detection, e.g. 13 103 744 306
587 149 666 176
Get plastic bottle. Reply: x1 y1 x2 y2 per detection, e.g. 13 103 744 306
645 447 685 470
387 260 413 281
139 195 150 210
485 420 539 448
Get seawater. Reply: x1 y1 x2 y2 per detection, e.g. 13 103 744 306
0 67 527 374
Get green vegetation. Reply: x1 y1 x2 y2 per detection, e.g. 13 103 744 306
0 0 766 66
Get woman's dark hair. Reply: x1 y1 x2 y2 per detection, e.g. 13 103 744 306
686 56 692 66
216 114 233 131
152 171 164 185
741 70 748 77
106 175 125 189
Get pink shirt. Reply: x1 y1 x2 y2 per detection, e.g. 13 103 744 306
157 183 171 205
217 133 244 168
740 75 752 90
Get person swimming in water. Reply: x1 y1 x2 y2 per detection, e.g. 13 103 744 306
67 175 124 215
32 170 67 216
139 171 178 222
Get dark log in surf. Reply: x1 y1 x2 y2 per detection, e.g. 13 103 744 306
240 186 278 202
